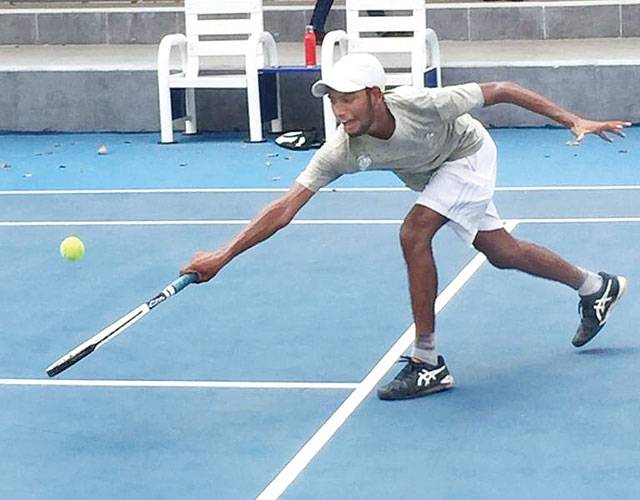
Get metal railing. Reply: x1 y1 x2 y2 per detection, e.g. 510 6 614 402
0 0 183 6
0 0 321 6
0 0 608 7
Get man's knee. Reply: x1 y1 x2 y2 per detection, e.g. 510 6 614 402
473 230 519 269
400 206 446 250
484 250 515 270
399 222 422 252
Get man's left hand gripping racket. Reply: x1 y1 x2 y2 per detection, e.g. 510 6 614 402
46 273 198 377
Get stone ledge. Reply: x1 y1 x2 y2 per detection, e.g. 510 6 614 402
2 39 639 71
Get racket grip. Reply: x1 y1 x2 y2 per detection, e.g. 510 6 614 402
172 273 198 293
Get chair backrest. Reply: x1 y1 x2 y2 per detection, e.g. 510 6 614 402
184 0 264 74
345 0 427 86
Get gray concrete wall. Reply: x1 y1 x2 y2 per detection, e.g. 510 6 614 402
0 70 158 131
1 2 639 44
0 69 325 132
1 2 638 133
1 64 638 133
443 65 640 127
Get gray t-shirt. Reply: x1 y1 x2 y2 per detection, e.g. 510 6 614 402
296 83 486 192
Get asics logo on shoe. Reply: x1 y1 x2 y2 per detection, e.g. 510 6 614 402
417 366 446 387
593 280 614 324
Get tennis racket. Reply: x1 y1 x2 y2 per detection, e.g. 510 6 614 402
46 273 198 377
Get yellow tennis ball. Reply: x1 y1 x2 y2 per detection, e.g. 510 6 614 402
60 236 85 261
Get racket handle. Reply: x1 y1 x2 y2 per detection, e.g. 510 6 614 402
171 273 198 293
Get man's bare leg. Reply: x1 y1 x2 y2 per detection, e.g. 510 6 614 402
399 205 449 338
377 204 455 401
472 228 585 288
473 227 627 348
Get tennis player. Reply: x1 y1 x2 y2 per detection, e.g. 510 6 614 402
181 53 629 401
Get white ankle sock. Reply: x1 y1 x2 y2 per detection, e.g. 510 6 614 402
411 346 438 365
578 269 603 296
411 332 438 365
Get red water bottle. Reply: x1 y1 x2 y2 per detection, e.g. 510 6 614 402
304 25 316 66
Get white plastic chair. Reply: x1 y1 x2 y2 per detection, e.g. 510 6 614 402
157 0 282 143
320 0 441 139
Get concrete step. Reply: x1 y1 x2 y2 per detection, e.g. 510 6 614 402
1 39 639 132
3 38 638 70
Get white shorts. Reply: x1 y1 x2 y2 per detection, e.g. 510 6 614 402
415 131 503 245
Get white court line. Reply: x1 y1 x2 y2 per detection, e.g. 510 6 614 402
0 220 252 227
494 185 640 192
0 220 400 227
256 220 519 500
0 185 639 195
0 379 357 390
508 217 640 224
2 217 640 228
0 188 292 195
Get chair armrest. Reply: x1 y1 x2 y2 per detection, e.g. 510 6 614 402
425 29 441 68
157 33 188 75
424 28 441 87
246 31 279 73
320 30 348 75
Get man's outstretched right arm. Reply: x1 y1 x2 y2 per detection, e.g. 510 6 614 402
479 81 630 142
180 182 315 282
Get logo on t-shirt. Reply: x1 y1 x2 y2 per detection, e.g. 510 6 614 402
356 154 372 170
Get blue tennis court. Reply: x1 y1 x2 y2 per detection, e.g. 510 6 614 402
1 127 638 499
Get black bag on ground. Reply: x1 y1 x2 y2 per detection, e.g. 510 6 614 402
274 130 324 150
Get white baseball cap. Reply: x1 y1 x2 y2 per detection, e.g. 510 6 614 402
311 53 386 98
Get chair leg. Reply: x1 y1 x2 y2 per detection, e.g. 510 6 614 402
158 82 175 144
270 74 283 134
184 88 198 135
246 74 264 142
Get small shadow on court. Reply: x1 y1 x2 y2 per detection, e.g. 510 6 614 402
575 346 640 357
443 345 640 413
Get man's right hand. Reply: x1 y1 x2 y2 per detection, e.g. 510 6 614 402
180 250 228 283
